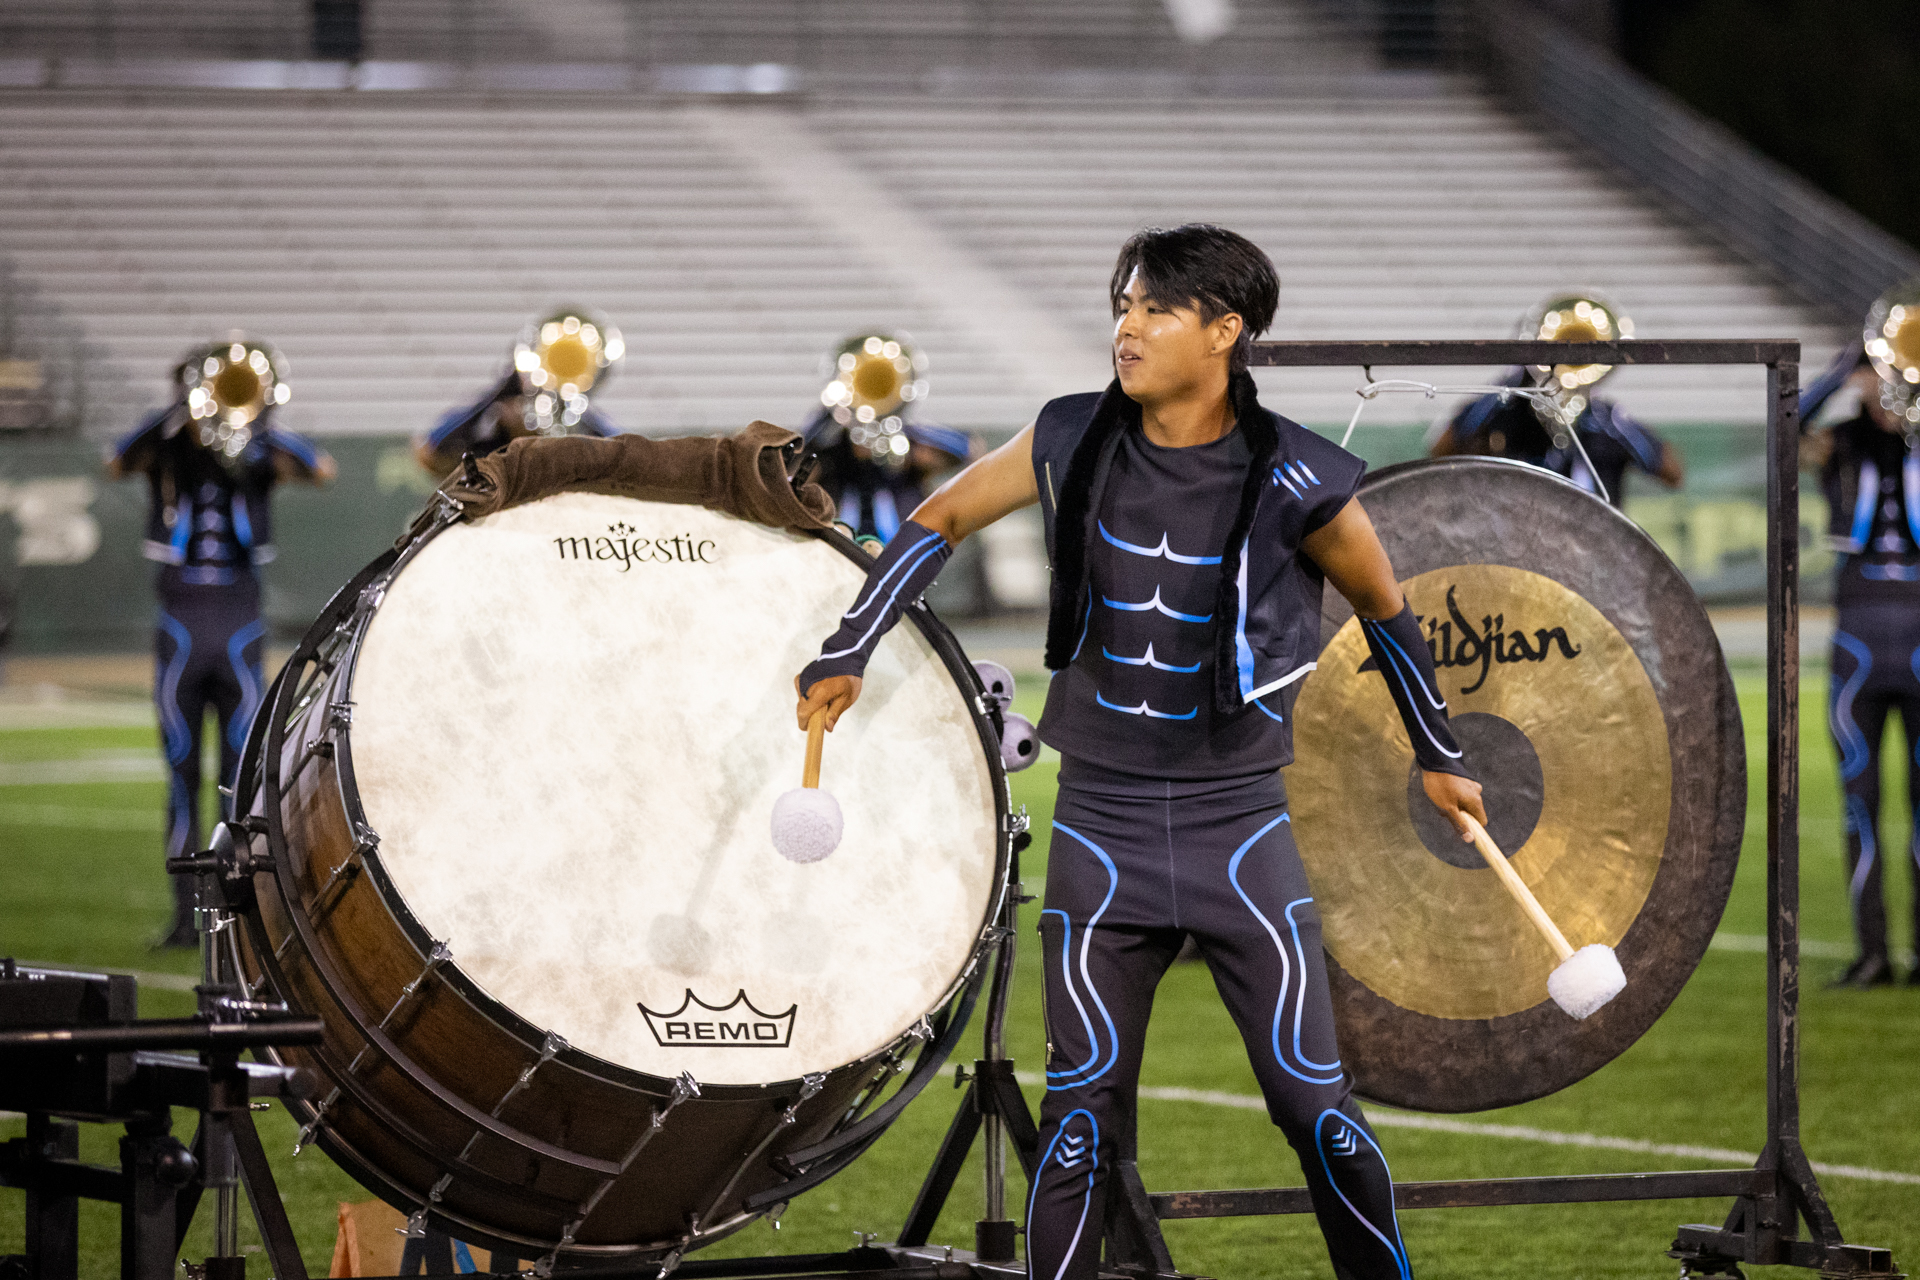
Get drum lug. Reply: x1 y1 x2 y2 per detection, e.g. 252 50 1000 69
686 1074 828 1244
328 700 354 731
490 1031 570 1117
403 1207 428 1239
292 1086 339 1156
536 1068 703 1277
316 826 378 904
376 942 452 1031
1006 806 1030 836
356 581 387 617
907 1017 934 1042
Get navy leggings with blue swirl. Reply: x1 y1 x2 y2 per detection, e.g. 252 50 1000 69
1029 759 1409 1280
154 588 266 934
1828 601 1920 969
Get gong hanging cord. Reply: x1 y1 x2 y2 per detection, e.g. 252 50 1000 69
1339 379 1612 505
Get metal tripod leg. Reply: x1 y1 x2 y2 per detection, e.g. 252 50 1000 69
898 841 1041 1259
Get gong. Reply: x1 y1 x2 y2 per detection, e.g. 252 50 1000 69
1288 457 1744 1113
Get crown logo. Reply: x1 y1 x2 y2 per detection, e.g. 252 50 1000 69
638 989 797 1049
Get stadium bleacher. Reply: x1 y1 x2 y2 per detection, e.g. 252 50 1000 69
0 66 1840 440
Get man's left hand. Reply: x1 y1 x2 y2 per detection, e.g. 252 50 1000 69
1422 770 1487 840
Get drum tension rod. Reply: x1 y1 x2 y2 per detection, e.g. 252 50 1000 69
490 1031 569 1118
314 825 379 908
346 943 451 1073
534 1073 702 1280
292 1086 340 1156
686 1073 828 1246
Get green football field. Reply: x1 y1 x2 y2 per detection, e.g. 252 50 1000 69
2 662 1916 1279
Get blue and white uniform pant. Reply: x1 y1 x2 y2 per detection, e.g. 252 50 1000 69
154 591 266 930
1030 760 1408 1280
1828 601 1920 968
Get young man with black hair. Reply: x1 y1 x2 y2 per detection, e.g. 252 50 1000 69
795 224 1483 1280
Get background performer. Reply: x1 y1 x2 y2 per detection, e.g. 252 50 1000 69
794 225 1483 1280
799 331 974 542
1802 332 1920 988
107 337 333 947
415 309 623 475
1434 294 1684 506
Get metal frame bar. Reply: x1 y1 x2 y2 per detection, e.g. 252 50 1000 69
1111 337 1896 1277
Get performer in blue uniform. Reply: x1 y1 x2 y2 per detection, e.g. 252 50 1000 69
795 226 1484 1280
1434 295 1684 507
415 309 624 476
1803 327 1920 988
799 332 974 542
107 338 333 947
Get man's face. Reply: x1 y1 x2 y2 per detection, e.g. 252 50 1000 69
1111 269 1240 403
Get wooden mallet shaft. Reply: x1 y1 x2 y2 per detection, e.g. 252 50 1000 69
1460 814 1574 963
802 707 827 790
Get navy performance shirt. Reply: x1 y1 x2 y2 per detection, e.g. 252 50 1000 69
1039 422 1333 777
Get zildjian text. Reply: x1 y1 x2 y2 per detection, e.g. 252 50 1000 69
1362 585 1582 696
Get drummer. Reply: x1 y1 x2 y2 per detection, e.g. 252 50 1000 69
107 337 334 948
1433 294 1684 507
415 309 625 476
793 224 1483 1280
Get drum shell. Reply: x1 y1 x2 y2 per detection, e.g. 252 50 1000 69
232 504 1008 1262
241 655 877 1256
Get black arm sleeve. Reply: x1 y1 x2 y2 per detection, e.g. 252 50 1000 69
1361 603 1471 778
799 520 952 693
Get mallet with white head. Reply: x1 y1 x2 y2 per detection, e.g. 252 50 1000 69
770 707 842 863
1460 814 1626 1020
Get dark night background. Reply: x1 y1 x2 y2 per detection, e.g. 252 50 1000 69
1617 0 1920 254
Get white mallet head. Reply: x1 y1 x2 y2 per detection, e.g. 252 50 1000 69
771 787 842 864
1546 943 1626 1020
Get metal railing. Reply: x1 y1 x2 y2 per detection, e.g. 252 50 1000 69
1472 0 1920 324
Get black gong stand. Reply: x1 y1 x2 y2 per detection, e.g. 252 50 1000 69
1059 337 1894 1280
889 339 1902 1280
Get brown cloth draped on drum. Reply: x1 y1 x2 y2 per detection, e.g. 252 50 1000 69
446 420 835 531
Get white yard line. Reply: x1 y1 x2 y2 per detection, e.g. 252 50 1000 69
1712 932 1853 960
0 700 154 731
0 753 165 785
0 803 158 829
1016 1075 1920 1186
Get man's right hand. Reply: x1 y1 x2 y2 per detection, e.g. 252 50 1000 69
796 674 862 731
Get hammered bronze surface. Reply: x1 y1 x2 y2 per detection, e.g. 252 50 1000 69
1293 564 1671 1021
1288 457 1744 1113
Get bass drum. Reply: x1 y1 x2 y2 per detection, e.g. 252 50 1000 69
1288 458 1744 1113
231 492 1011 1265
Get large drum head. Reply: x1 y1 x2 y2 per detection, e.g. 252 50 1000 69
345 493 1000 1085
1288 458 1743 1112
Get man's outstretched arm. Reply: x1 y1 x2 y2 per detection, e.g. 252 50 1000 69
794 424 1040 730
1302 497 1487 837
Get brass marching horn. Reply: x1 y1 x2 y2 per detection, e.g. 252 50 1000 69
819 332 929 463
513 309 624 434
178 334 291 463
1523 292 1632 443
1864 282 1920 427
